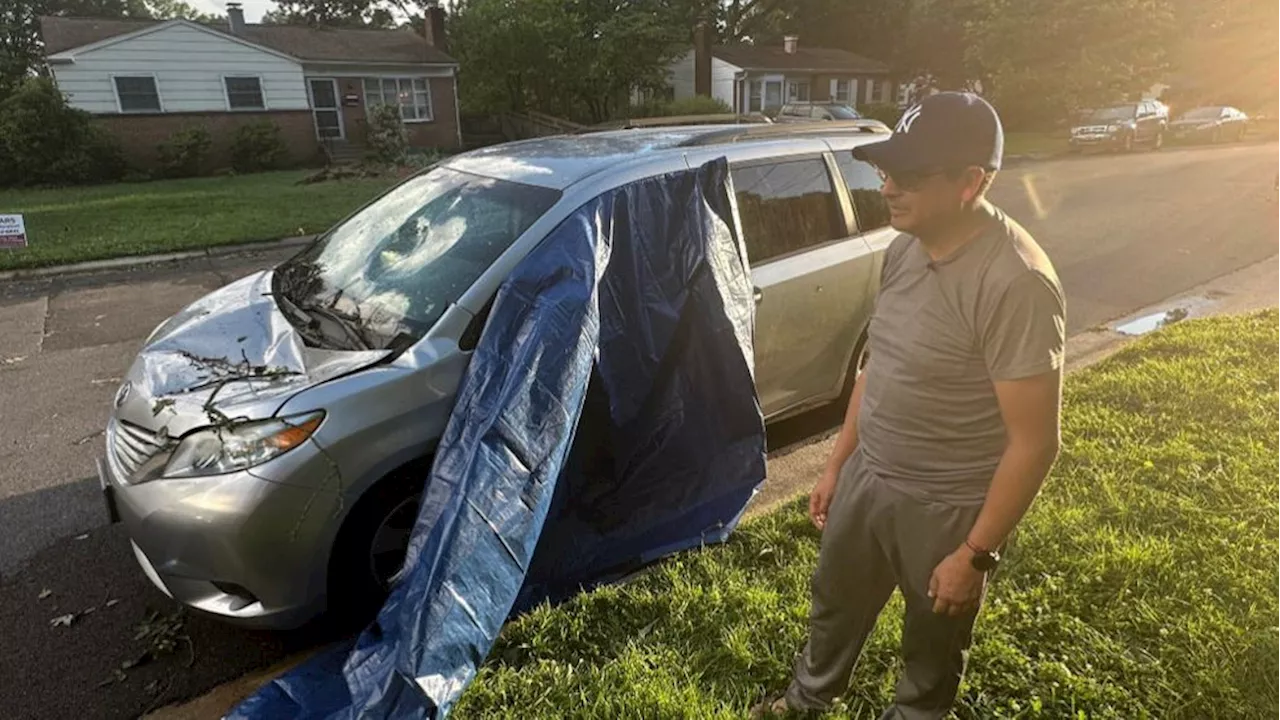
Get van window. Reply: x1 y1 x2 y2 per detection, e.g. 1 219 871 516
274 167 559 350
834 153 891 232
731 158 844 263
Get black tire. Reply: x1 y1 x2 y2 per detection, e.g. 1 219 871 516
837 333 870 403
326 470 424 626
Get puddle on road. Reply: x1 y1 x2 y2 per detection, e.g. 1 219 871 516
1113 296 1216 336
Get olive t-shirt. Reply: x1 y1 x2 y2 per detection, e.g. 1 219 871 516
856 202 1065 505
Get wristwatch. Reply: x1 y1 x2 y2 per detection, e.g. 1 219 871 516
965 539 1000 572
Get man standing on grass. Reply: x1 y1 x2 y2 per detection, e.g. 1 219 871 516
751 92 1066 719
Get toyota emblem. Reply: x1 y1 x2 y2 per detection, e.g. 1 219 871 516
114 381 132 409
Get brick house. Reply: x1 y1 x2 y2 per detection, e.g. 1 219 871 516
39 4 461 170
668 33 896 115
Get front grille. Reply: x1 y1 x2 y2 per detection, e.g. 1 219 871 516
109 419 166 481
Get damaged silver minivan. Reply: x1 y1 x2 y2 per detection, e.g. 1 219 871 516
99 122 896 629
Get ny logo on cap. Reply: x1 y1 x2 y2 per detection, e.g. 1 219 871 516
896 104 922 134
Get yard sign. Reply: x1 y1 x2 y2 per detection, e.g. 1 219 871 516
0 214 26 249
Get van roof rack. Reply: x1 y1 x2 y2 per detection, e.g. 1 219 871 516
677 119 892 147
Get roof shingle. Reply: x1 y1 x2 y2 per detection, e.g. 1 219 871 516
712 45 889 74
39 16 456 65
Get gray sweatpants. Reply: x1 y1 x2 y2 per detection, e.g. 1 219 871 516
784 449 985 719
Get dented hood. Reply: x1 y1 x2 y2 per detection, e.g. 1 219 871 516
119 271 390 436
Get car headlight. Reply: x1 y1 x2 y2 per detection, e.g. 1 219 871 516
164 411 324 479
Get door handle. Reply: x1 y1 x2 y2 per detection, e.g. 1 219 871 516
753 286 764 305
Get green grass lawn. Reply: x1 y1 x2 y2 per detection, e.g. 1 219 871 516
1005 131 1069 158
0 171 398 272
457 311 1279 719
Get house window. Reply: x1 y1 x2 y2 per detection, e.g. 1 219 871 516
224 77 265 110
113 76 160 113
363 77 433 122
832 79 852 104
787 80 811 102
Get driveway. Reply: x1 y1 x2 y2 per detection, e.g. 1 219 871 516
0 142 1276 719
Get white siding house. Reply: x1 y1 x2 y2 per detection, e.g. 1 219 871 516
669 50 739 109
40 13 462 171
48 22 309 115
663 40 895 116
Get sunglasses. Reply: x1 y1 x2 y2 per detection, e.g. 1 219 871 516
875 167 952 192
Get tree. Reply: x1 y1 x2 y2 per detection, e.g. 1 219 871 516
145 0 219 21
963 0 1176 128
451 0 687 123
262 0 413 27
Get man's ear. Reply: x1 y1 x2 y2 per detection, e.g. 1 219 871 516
960 167 986 205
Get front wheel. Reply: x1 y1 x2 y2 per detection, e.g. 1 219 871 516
327 471 424 626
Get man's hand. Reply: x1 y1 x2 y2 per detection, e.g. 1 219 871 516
809 470 839 530
927 546 986 616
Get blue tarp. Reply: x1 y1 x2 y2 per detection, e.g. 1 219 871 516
228 158 766 719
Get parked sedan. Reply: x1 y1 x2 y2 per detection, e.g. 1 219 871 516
98 124 894 629
1169 106 1249 144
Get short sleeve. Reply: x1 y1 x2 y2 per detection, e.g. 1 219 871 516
982 271 1066 381
880 233 913 286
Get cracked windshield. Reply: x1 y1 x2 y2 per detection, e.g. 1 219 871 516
0 0 1274 719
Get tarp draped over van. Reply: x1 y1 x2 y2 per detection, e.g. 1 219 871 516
228 158 766 719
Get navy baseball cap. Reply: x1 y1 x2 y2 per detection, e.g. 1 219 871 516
853 92 1004 173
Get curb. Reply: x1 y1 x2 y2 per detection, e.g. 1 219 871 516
0 235 315 283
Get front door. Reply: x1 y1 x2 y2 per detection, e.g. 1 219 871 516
307 78 344 140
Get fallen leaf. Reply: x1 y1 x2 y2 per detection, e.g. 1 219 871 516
38 588 52 599
105 599 120 608
50 613 76 628
74 533 89 540
83 606 97 615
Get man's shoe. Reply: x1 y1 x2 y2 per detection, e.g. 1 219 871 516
747 695 794 719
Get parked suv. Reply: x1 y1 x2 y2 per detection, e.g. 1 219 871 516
99 125 896 629
1069 100 1167 152
774 102 864 123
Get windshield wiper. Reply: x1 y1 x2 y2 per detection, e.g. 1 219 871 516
276 292 376 351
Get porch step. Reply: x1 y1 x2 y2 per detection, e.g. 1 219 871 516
321 141 368 165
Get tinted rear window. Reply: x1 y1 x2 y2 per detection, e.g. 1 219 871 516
731 159 844 264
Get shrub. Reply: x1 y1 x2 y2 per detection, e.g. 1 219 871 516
366 104 408 164
0 77 125 187
156 127 212 178
627 95 733 119
230 120 289 173
859 102 904 128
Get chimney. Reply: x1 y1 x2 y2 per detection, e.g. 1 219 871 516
783 35 798 54
424 2 447 53
226 2 245 35
694 22 712 97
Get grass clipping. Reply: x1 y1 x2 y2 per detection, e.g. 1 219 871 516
455 311 1279 719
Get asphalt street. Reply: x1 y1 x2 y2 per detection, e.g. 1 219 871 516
0 141 1276 719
